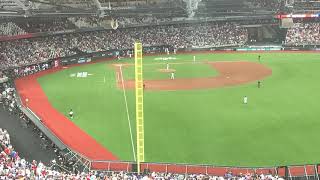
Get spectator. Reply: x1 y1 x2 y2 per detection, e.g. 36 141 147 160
0 22 26 36
15 18 76 33
285 23 320 46
248 0 282 11
0 22 248 69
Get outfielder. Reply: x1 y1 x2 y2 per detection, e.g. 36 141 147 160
166 63 169 70
243 96 248 104
258 81 261 88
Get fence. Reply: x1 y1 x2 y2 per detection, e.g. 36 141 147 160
88 160 320 179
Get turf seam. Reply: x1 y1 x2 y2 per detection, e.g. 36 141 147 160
119 65 137 161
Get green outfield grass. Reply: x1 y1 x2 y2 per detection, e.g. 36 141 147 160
37 52 320 167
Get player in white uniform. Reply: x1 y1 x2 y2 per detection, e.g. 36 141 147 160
243 96 248 104
166 63 169 70
170 72 175 80
69 109 74 119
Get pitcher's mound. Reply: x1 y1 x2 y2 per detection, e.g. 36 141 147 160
158 69 176 73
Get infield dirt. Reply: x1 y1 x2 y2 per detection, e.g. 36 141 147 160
116 61 272 91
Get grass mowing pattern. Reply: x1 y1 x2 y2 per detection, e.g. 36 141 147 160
38 53 320 166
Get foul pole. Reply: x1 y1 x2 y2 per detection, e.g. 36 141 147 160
134 42 144 174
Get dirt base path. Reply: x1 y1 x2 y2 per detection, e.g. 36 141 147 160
158 69 176 73
116 61 272 91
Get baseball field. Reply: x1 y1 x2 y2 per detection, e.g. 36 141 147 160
35 52 320 167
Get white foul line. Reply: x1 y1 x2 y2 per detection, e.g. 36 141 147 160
116 72 120 83
119 65 137 161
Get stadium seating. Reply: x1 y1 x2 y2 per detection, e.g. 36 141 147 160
0 22 26 36
0 22 248 69
15 18 76 33
285 23 320 46
0 0 21 10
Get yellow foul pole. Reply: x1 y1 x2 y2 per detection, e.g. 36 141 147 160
134 42 144 174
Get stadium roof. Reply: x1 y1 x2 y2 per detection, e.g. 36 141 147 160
0 0 318 18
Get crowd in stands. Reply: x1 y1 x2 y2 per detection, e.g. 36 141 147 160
0 22 247 69
293 0 320 12
0 18 75 36
65 16 171 29
248 0 282 11
0 78 16 114
0 22 26 37
0 16 278 36
99 0 147 7
73 22 247 51
117 17 174 27
285 23 320 46
0 35 76 69
68 17 101 28
1 18 319 69
0 118 68 179
15 18 76 33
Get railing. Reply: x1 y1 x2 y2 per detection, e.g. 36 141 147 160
89 160 320 179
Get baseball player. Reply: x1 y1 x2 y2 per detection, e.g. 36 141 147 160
258 81 261 88
243 96 248 104
25 98 29 107
166 63 169 70
69 109 74 119
170 72 175 80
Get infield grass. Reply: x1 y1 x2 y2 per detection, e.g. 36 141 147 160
37 52 320 167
